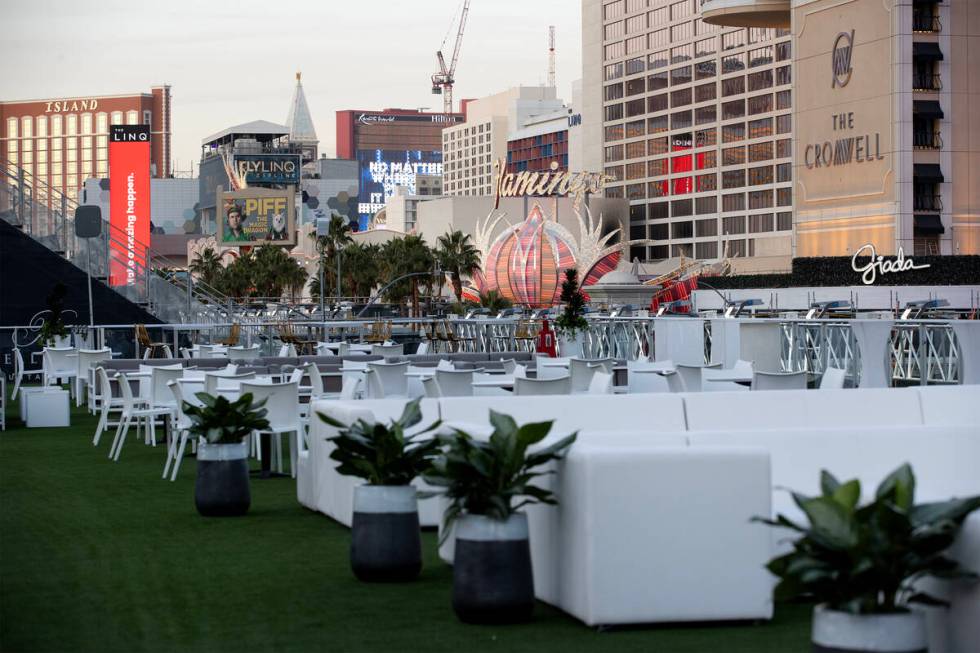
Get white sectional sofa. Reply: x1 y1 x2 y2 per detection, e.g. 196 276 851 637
298 386 979 644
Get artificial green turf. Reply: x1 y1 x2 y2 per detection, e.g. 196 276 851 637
1 387 812 652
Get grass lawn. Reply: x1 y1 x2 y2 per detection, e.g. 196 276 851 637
1 386 812 652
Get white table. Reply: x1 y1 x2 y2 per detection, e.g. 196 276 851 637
472 374 517 389
704 374 753 384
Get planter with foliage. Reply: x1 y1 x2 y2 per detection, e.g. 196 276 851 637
424 412 577 623
183 393 269 517
554 268 588 357
39 284 70 347
755 463 980 653
318 399 441 582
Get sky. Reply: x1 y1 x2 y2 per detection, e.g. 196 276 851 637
1 0 583 175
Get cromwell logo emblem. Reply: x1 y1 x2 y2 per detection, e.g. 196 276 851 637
832 30 855 88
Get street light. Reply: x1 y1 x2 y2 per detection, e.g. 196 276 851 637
316 217 330 318
356 263 442 319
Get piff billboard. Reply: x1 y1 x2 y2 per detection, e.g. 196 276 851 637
356 149 442 231
108 125 151 287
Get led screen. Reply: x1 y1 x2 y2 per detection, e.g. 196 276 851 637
356 149 442 231
108 125 151 287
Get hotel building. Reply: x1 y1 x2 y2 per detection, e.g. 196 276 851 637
582 0 795 270
442 87 566 197
700 0 979 256
0 86 172 204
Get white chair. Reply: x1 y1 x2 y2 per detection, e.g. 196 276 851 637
241 381 301 478
180 347 194 360
437 359 455 371
435 369 474 397
587 371 614 394
513 375 571 396
340 374 362 400
278 343 298 358
12 348 43 400
74 348 111 409
42 347 77 390
421 376 442 398
569 357 613 393
108 371 175 461
365 361 410 398
371 343 404 358
819 367 847 390
500 358 518 374
304 362 337 400
701 360 753 393
93 367 126 447
204 372 255 396
337 342 350 356
628 369 672 394
163 381 198 481
752 370 808 391
415 341 430 355
228 345 262 362
675 362 722 392
142 344 173 359
149 366 183 419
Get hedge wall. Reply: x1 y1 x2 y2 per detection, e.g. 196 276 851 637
704 256 980 289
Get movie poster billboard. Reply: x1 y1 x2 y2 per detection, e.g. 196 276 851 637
232 154 301 186
355 149 442 231
218 187 296 246
108 124 151 287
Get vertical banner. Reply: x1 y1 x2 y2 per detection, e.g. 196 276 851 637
108 124 151 287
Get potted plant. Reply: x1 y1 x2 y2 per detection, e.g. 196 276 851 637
39 283 70 348
554 268 588 357
423 412 577 624
318 398 442 582
755 463 980 653
182 392 269 517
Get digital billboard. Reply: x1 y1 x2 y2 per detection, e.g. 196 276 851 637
218 187 296 246
232 153 301 185
355 149 442 231
108 125 151 287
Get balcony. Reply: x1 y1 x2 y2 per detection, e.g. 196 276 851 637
913 131 942 149
912 12 941 33
913 73 942 92
913 194 943 212
700 0 790 28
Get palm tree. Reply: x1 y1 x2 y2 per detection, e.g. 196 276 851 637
250 245 308 300
311 213 353 299
341 242 382 299
479 289 512 313
436 230 481 304
215 250 255 300
380 235 435 317
189 247 222 287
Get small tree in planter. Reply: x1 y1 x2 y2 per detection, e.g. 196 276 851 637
183 393 269 517
318 398 442 582
39 283 69 347
423 412 577 624
554 268 588 357
755 463 980 653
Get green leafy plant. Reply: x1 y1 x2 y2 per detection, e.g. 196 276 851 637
39 283 68 346
183 393 270 445
423 412 577 537
554 268 588 337
318 398 442 486
754 463 980 614
478 290 512 313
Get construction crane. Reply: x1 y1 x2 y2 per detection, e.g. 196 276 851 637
548 26 556 88
431 0 471 115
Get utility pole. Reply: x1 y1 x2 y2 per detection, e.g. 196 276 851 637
548 26 556 88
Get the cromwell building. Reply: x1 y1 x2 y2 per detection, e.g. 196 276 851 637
336 108 463 228
700 0 980 256
582 0 795 270
0 86 172 203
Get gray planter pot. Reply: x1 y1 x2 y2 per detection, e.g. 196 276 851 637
452 513 534 624
350 485 422 582
558 332 585 358
812 605 928 653
195 441 250 517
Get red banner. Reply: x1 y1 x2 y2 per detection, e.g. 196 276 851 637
108 125 151 287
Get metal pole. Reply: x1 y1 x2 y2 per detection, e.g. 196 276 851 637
86 239 95 327
336 246 341 304
319 250 325 318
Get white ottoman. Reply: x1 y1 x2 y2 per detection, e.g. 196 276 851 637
21 388 70 428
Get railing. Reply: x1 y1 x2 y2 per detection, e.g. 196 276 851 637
1 316 971 386
913 131 942 149
912 12 941 33
913 194 943 212
913 73 942 91
0 164 238 324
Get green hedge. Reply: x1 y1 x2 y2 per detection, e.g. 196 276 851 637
704 256 980 289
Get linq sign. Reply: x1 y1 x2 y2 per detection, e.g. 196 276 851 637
233 154 301 185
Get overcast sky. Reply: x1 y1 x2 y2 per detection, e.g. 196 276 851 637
1 0 583 174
